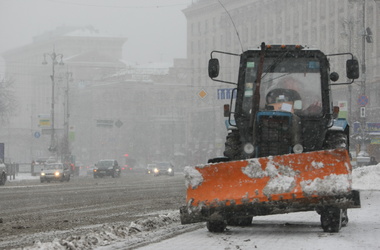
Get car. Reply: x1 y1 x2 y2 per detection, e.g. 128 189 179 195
152 162 175 176
93 159 121 178
40 162 71 183
86 165 96 176
146 163 157 174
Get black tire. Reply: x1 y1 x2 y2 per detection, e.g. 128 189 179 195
207 213 226 233
324 132 348 150
224 130 242 160
227 216 253 227
320 207 342 233
207 220 226 233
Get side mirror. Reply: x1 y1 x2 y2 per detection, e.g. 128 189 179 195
330 72 339 82
346 59 359 79
208 58 220 78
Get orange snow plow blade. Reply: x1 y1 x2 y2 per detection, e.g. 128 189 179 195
180 149 360 224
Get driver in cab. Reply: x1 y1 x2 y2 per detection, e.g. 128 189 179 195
265 76 322 115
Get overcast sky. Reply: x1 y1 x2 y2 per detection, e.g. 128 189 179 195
0 0 192 66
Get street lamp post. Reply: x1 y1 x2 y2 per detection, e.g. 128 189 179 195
351 0 374 164
63 70 73 162
42 49 64 154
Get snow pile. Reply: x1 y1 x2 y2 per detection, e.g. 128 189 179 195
184 166 204 189
263 175 296 196
352 164 380 190
301 174 351 196
242 159 267 178
22 212 181 250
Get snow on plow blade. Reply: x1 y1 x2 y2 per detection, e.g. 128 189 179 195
181 149 360 224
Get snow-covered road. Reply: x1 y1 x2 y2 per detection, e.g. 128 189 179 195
130 190 379 250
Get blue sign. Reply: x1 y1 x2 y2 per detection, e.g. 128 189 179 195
34 131 41 138
357 95 368 106
353 122 380 133
217 88 236 100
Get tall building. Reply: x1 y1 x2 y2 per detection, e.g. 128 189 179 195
182 0 380 159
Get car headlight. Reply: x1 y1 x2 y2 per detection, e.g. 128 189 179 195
168 168 172 172
55 171 60 177
41 172 45 176
244 143 255 154
293 144 304 154
154 168 159 173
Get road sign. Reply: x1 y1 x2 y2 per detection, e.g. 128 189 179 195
198 89 207 99
358 95 368 106
34 131 41 138
96 119 113 128
115 120 123 128
360 107 366 118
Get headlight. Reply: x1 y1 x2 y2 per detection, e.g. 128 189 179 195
55 171 60 177
168 168 172 172
293 144 304 154
41 172 45 176
154 168 159 173
244 143 255 154
93 169 97 172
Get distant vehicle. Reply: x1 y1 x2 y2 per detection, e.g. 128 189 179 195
153 162 174 176
93 159 121 178
0 161 7 186
31 157 49 176
85 164 95 176
146 163 157 174
123 157 137 172
40 162 70 183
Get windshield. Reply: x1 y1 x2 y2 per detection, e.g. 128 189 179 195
242 57 322 116
97 161 114 167
157 162 172 168
44 164 63 170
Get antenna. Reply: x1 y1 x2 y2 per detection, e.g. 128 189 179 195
218 0 244 53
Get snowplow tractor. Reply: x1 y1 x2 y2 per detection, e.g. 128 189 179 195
180 43 361 233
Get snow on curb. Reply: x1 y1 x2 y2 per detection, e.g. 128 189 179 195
21 211 184 250
352 164 380 190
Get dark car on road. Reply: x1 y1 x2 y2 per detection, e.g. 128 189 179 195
153 162 175 176
93 159 121 178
